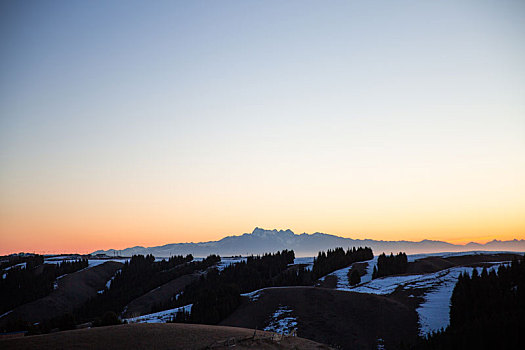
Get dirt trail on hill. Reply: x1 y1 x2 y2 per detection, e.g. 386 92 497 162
221 286 418 350
0 323 332 350
0 261 122 327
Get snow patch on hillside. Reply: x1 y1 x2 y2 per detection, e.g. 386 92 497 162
125 304 193 324
44 259 80 265
216 257 246 271
349 274 424 295
3 262 26 271
416 264 504 335
341 262 508 335
53 273 68 290
318 256 376 289
241 289 264 301
317 252 512 335
241 286 304 302
264 305 297 334
0 310 13 320
361 256 378 283
293 257 314 271
319 251 516 291
87 259 129 268
105 269 121 289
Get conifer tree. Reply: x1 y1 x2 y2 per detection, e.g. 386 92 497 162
349 269 361 286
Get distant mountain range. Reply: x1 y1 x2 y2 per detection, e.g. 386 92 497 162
92 228 525 257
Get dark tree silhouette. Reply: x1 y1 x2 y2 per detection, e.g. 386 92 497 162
348 269 361 286
312 247 373 280
171 250 297 324
372 252 407 279
75 254 217 323
171 247 374 325
0 257 88 314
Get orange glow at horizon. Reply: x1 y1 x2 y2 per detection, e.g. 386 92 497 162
1 226 523 255
1 200 523 255
2 157 524 255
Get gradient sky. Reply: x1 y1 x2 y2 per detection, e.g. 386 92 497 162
1 0 524 254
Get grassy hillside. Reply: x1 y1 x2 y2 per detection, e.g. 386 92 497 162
123 272 202 317
0 323 332 350
220 286 418 350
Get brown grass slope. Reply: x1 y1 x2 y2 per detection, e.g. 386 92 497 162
0 261 123 327
220 286 418 350
123 272 201 318
0 323 332 350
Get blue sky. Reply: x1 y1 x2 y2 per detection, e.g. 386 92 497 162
1 0 524 253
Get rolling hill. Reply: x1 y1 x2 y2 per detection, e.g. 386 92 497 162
0 323 332 350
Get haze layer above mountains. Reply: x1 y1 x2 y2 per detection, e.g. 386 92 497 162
93 228 525 257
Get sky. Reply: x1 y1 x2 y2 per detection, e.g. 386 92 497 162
1 0 524 254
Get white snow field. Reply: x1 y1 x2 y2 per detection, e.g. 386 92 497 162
105 269 122 289
292 257 314 271
361 256 379 283
317 255 380 287
216 257 247 271
44 257 130 268
45 260 80 265
125 304 193 324
415 264 502 335
44 256 81 264
86 258 129 268
112 251 517 332
240 286 306 302
3 262 26 271
320 251 517 293
241 289 263 301
317 252 516 335
263 305 297 334
0 310 13 320
318 256 377 289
